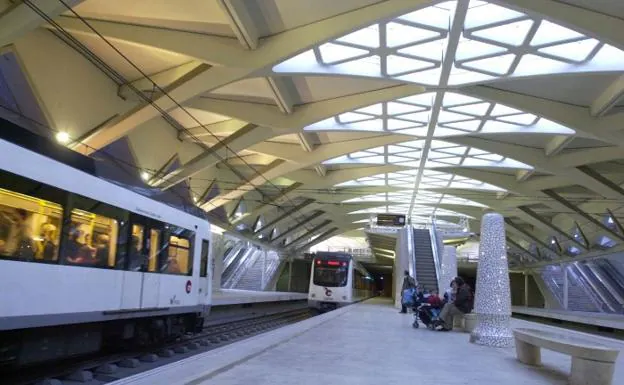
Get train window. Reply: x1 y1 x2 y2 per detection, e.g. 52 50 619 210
199 240 209 278
0 187 63 262
313 262 348 287
147 229 161 272
164 235 191 275
64 209 118 267
128 224 146 271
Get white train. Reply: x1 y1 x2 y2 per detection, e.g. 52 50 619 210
308 252 376 311
0 132 213 367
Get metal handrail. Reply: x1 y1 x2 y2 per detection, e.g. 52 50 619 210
428 220 442 292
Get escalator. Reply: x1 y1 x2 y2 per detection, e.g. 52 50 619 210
412 229 439 293
221 245 253 288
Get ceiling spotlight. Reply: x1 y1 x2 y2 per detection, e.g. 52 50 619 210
140 171 150 181
235 212 243 218
193 196 198 203
55 131 70 144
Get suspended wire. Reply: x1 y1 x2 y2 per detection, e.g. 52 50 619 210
24 0 317 232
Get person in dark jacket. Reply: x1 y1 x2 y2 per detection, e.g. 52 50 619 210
435 276 473 331
399 270 416 314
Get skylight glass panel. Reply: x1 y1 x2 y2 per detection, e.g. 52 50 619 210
496 113 538 125
470 19 533 46
446 102 491 116
398 5 450 30
490 104 523 116
386 22 441 47
387 119 421 130
462 54 516 75
464 3 525 30
318 43 369 64
355 103 383 115
455 39 507 61
538 39 600 63
335 25 380 48
530 20 585 46
387 101 427 115
387 55 434 75
337 112 374 124
398 40 446 61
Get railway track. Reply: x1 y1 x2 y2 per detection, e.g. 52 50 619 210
6 308 316 385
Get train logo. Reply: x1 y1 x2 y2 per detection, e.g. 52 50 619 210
324 287 332 297
186 280 192 294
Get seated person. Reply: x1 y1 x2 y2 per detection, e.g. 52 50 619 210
427 289 443 318
435 277 473 331
166 257 181 274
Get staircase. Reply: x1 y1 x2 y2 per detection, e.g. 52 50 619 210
234 251 263 290
538 265 600 312
412 229 439 293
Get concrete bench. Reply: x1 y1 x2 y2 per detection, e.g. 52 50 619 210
513 328 620 385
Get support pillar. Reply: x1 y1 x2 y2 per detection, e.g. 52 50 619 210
470 212 514 347
287 258 293 292
439 245 457 294
393 226 410 309
562 264 569 310
261 250 267 290
524 272 529 306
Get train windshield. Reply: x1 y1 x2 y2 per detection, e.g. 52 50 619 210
313 260 348 287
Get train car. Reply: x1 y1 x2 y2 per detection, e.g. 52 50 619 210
0 135 213 368
307 251 375 311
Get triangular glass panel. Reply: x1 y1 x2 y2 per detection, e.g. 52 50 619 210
387 55 434 76
395 128 428 136
474 153 504 162
468 147 490 156
397 111 430 123
497 113 538 125
343 119 384 131
465 3 525 30
336 24 380 48
447 102 491 116
367 146 387 155
428 151 456 159
434 146 468 156
387 118 421 130
348 151 375 159
318 43 370 64
398 6 450 30
387 101 426 115
337 112 375 124
471 19 534 46
462 54 516 75
398 93 436 106
442 92 482 106
434 157 462 165
490 104 524 116
388 145 419 154
538 39 600 63
438 110 472 123
455 39 508 61
398 40 446 62
444 120 482 132
386 22 441 48
354 103 383 116
388 155 415 163
515 54 569 74
530 20 585 47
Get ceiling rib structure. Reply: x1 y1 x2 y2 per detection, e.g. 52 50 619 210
1 0 624 268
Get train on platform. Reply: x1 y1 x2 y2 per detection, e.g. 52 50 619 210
0 134 214 368
308 252 376 311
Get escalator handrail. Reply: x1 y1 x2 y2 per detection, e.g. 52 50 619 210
567 263 612 313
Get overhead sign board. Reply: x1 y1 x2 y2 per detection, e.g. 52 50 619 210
376 214 406 227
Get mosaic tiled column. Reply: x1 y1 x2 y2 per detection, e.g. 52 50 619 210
439 246 457 294
470 212 514 347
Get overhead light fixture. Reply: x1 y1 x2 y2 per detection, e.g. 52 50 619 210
55 131 70 144
235 212 243 218
140 171 150 181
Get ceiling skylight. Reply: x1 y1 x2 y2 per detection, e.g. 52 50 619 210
273 1 624 85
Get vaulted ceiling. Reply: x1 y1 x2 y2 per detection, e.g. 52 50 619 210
1 0 624 264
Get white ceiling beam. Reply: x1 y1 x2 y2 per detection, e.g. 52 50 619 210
118 61 204 100
51 0 433 152
458 86 624 147
201 134 411 209
444 136 624 199
516 169 534 182
495 0 624 51
158 85 424 188
544 135 574 157
590 74 624 117
232 164 411 223
408 0 469 214
179 119 251 140
217 0 260 50
267 76 296 114
0 0 85 48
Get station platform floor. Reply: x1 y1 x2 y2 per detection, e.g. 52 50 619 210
512 306 624 330
211 289 307 306
117 298 624 385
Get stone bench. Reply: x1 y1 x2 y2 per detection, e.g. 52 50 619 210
452 313 476 333
513 328 620 385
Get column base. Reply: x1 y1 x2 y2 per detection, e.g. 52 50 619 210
470 313 514 348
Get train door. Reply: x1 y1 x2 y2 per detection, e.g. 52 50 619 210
129 215 164 309
197 238 210 306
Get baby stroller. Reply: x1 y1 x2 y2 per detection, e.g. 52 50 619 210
412 302 441 329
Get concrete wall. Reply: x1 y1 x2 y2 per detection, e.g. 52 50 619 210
509 273 545 307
